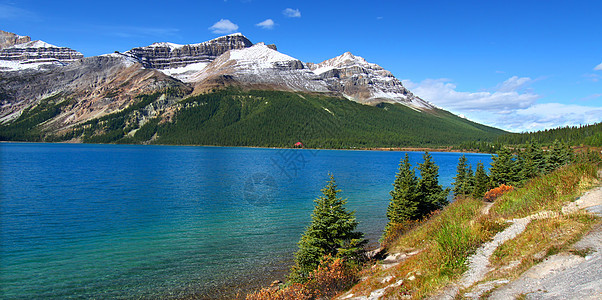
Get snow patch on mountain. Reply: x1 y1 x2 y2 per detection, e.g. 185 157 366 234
192 43 329 92
160 62 209 82
99 53 140 67
7 40 57 49
228 43 300 68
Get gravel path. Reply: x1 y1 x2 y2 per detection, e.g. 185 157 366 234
433 214 540 299
488 187 602 299
437 185 602 300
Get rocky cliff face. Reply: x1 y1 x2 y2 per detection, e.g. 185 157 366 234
0 30 31 49
0 36 84 71
124 33 253 82
307 52 434 109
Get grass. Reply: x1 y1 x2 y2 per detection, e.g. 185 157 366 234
345 197 504 299
569 247 595 258
489 213 597 277
491 163 599 219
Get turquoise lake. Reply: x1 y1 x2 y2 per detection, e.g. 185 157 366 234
0 143 492 298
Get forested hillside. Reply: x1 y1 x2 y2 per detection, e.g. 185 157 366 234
0 89 507 148
496 123 602 147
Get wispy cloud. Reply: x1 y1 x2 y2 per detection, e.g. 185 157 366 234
402 76 602 132
582 93 602 101
256 19 275 29
504 103 602 132
283 8 301 18
0 3 39 21
583 73 600 82
209 19 239 34
402 77 538 112
594 62 602 71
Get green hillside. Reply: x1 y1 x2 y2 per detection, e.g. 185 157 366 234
0 89 506 148
496 122 602 147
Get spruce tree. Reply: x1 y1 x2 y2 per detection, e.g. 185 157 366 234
417 152 450 216
490 147 517 187
290 174 366 282
466 165 475 195
452 155 469 197
545 140 573 171
386 154 419 228
472 162 489 198
518 143 537 181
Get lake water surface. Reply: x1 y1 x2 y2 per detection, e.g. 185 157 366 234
0 143 492 298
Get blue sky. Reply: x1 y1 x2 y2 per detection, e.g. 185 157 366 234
1 0 601 132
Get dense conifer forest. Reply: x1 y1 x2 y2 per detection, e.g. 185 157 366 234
0 89 507 148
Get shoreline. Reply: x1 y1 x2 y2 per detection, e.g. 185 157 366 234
0 140 492 154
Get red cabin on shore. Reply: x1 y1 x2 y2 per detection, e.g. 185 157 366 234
294 141 304 148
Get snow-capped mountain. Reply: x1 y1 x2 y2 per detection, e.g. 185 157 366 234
0 39 83 71
307 52 434 109
124 33 252 82
191 43 330 93
1 30 444 132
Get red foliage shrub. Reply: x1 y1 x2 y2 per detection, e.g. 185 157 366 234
245 255 359 300
483 184 514 202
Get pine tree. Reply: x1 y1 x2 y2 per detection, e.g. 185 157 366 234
290 174 366 282
472 162 489 198
466 164 475 195
452 155 469 197
518 143 537 181
417 152 450 216
490 147 517 187
386 154 420 228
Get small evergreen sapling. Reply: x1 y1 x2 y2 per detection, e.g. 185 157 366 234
290 174 366 282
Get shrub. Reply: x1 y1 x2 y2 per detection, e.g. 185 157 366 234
246 255 359 300
483 184 514 202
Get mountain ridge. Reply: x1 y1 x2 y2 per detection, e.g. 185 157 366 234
0 30 507 146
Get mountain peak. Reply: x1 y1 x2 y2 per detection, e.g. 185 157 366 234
224 32 244 37
0 36 83 71
0 30 31 49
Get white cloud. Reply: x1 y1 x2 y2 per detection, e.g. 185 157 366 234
283 8 301 18
502 103 602 132
402 77 538 112
209 19 239 34
594 62 602 71
256 19 275 29
496 76 532 92
402 77 602 132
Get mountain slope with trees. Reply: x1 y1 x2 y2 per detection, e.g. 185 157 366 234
0 89 507 148
496 122 602 147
